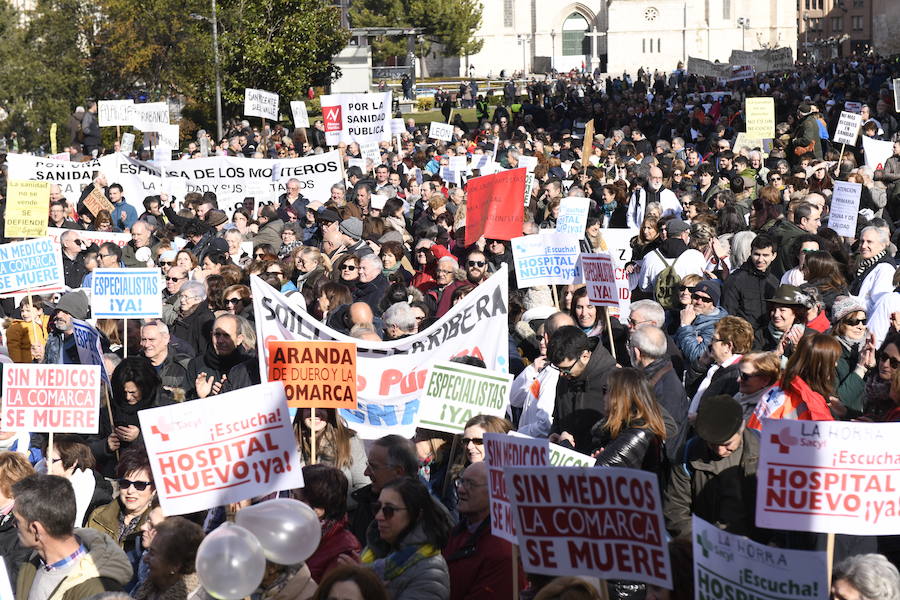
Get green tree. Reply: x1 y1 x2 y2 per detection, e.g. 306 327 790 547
218 0 349 114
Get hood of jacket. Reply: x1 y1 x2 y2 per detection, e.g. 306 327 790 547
658 238 688 259
694 306 728 326
56 528 133 593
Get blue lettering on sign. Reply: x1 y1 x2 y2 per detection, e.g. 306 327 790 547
341 398 420 427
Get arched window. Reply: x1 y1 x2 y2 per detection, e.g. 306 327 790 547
562 13 590 56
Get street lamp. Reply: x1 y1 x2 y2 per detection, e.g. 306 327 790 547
190 0 223 143
550 29 556 73
517 34 528 76
736 17 750 51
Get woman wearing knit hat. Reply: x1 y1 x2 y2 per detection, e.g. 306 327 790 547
828 296 876 418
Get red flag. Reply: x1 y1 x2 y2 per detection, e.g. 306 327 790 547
464 168 525 246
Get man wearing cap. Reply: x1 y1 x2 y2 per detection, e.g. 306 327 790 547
675 279 727 363
664 394 762 542
121 220 160 268
253 205 284 250
42 291 94 365
338 217 372 257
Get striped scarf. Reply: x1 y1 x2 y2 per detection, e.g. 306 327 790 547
360 543 440 582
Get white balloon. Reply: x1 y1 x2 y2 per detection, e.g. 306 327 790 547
195 522 266 600
236 498 322 565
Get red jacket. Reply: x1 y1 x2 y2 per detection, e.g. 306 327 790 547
306 516 361 583
747 375 834 430
442 519 525 600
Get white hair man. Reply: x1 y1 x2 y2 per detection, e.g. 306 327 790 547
627 299 685 376
140 320 189 391
354 254 389 314
383 302 417 339
627 165 681 229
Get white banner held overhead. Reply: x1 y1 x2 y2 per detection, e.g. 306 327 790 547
132 102 169 133
98 100 135 128
244 88 279 121
863 136 894 171
290 100 309 128
828 181 862 238
320 92 392 146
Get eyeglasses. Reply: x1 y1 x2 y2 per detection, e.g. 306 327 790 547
267 270 283 276
371 502 408 519
341 264 357 271
770 176 782 181
254 253 267 258
165 276 185 282
467 260 486 267
461 437 484 446
118 478 153 491
673 172 683 176
552 357 582 376
679 285 696 293
879 354 900 369
98 253 112 259
691 293 713 303
844 317 867 326
160 261 174 266
455 477 488 490
739 371 761 381
711 337 725 344
436 269 455 275
628 318 652 328
225 298 244 305
801 248 818 254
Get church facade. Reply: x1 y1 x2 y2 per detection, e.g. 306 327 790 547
460 0 797 77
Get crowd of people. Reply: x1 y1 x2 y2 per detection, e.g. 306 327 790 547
1 52 900 600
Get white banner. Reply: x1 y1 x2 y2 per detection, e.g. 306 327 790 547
863 136 894 171
511 232 582 288
139 382 302 516
556 197 590 236
829 181 862 238
833 111 863 146
428 121 454 142
757 419 900 535
321 92 392 146
91 268 163 318
251 268 510 439
47 227 130 249
132 102 169 132
290 100 310 128
98 100 135 128
244 88 279 121
157 124 180 151
484 432 549 543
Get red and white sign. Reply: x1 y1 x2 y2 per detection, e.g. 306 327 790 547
139 382 302 516
465 168 526 246
320 92 392 146
581 253 619 308
1 364 101 433
484 432 549 543
757 419 900 535
504 466 672 588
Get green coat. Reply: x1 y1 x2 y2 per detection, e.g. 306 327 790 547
835 341 865 414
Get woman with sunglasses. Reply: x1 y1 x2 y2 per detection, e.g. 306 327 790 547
861 336 900 420
333 254 360 290
222 284 252 319
663 274 702 335
362 477 452 600
87 445 157 592
829 296 876 418
734 352 782 419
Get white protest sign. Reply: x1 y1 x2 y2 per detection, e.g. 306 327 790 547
98 100 135 127
132 102 169 132
244 88 279 121
504 466 672 587
140 382 302 516
158 124 180 150
692 515 827 600
0 557 11 600
833 111 863 146
511 232 582 288
120 132 135 154
471 154 491 170
523 172 536 207
290 101 309 128
370 194 388 211
418 361 512 434
1 364 101 433
252 267 510 439
439 166 461 186
321 92 392 146
484 432 549 543
828 181 862 238
602 228 641 319
580 253 619 308
844 101 862 114
549 443 594 467
518 155 538 172
390 118 405 136
428 121 454 142
360 142 381 170
0 237 64 294
863 136 894 171
47 227 130 249
347 158 366 172
448 155 468 172
91 268 163 318
555 197 590 236
894 79 900 114
757 419 900 535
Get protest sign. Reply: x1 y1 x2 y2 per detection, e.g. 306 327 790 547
745 98 775 140
728 65 755 82
863 136 893 171
833 111 863 146
391 118 405 136
428 121 454 142
244 88 279 121
0 237 64 294
894 79 900 114
266 341 357 409
439 166 460 186
252 267 509 439
511 232 582 288
0 558 11 600
582 119 595 164
290 100 309 128
158 124 180 150
5 180 49 238
844 101 862 114
418 361 513 434
692 515 827 600
687 56 729 79
518 155 538 172
83 186 115 217
523 172 536 207
549 443 594 467
580 253 619 308
448 155 467 172
132 102 169 132
91 268 163 318
370 194 388 211
320 92 392 146
484 432 549 543
98 100 135 127
120 132 135 154
47 227 129 249
465 169 525 245
140 382 302 515
1 364 101 433
556 197 590 236
73 319 110 384
757 419 900 535
504 466 672 587
360 142 381 171
828 181 862 238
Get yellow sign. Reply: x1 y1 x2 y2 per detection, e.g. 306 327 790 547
6 180 49 238
50 123 57 155
745 97 775 140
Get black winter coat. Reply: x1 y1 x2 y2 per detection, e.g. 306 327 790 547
722 260 779 349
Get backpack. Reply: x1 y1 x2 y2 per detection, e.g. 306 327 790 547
653 249 682 310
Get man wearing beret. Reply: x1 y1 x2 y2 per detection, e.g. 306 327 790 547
663 394 764 542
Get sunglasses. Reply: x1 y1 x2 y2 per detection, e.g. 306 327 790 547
118 478 153 491
673 172 683 176
225 298 244 305
679 285 696 293
691 293 713 303
165 276 185 282
254 253 267 258
461 437 484 446
879 354 900 369
467 260 486 267
341 264 357 271
371 502 408 519
160 261 174 266
738 371 761 381
844 317 867 326
268 270 283 276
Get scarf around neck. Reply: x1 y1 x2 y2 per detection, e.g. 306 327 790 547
361 543 440 582
856 249 887 279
